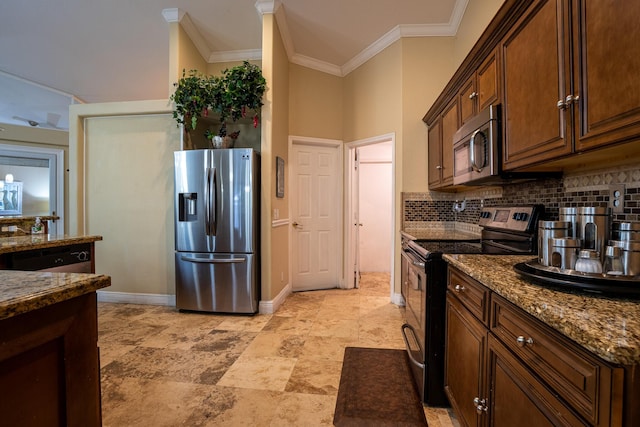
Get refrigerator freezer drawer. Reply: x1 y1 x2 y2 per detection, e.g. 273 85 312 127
175 252 258 314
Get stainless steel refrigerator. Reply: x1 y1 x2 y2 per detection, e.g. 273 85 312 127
174 148 260 314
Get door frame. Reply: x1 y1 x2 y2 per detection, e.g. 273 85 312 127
288 135 344 290
0 143 65 235
344 133 396 293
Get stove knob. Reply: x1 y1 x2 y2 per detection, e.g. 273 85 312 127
520 212 529 221
512 212 519 220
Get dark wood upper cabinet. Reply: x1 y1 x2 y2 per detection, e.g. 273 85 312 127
460 50 501 125
428 99 458 189
573 0 640 151
502 0 640 170
427 119 442 188
424 0 640 177
501 0 572 170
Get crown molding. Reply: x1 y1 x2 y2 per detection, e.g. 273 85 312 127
163 8 213 63
255 0 280 15
290 54 342 77
209 49 263 63
170 0 468 76
449 0 469 31
161 8 184 23
341 19 459 76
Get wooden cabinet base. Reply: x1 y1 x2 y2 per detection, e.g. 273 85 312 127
0 293 101 426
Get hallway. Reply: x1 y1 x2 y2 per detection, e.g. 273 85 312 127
98 273 457 426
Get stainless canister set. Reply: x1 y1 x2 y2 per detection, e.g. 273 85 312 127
538 207 640 276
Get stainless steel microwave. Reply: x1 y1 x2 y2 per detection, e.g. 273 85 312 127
452 104 501 185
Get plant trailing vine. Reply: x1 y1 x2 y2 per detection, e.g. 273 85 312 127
170 61 266 141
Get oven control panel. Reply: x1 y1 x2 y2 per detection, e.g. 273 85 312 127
478 205 543 233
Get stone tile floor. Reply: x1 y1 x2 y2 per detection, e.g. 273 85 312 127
98 272 459 426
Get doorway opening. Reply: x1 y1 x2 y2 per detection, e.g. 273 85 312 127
0 143 64 234
345 134 395 296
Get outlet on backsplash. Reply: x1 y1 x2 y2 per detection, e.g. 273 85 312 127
609 184 625 214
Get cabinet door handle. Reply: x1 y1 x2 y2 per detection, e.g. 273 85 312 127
436 165 442 169
454 284 465 292
557 99 568 110
516 335 534 347
473 397 487 414
468 91 478 99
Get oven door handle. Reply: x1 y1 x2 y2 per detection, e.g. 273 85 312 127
402 249 425 268
401 323 425 370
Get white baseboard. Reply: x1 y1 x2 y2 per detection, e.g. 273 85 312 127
391 291 405 306
97 290 176 306
259 282 291 314
97 287 292 314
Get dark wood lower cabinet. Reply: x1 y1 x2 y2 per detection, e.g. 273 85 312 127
0 293 101 426
445 293 486 427
446 267 627 427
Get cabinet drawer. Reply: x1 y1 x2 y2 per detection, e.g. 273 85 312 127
448 267 489 326
490 294 622 426
487 334 586 427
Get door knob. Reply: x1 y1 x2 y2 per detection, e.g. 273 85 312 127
292 221 301 228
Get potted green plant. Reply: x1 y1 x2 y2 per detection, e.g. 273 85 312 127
170 61 266 149
170 70 217 149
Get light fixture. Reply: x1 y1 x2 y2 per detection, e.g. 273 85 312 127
4 174 13 183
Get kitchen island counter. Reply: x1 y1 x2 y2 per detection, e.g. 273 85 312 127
0 270 110 320
443 254 640 365
0 234 102 254
0 270 109 425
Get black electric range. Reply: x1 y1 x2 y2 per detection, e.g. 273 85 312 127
401 205 543 407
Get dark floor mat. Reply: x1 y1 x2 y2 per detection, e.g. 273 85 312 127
333 347 428 427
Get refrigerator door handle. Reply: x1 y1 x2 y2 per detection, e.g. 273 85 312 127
205 167 217 236
180 255 246 264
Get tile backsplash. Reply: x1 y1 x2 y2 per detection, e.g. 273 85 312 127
404 162 640 228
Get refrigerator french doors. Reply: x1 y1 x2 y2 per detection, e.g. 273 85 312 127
174 148 260 313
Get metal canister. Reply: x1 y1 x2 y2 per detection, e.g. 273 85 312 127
575 207 611 262
558 207 577 238
538 221 571 266
611 222 640 241
549 237 581 270
609 240 640 276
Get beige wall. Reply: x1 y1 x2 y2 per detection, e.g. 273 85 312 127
289 64 343 140
261 13 291 301
453 0 505 68
177 25 208 78
83 114 179 294
401 37 456 192
343 41 403 143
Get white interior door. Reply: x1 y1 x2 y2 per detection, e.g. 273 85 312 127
352 149 361 288
291 141 341 291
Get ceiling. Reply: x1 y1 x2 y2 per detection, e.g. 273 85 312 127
0 0 466 131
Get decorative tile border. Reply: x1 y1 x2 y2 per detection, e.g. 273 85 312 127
564 162 640 192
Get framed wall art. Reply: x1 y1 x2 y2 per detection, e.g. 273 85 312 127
276 156 285 198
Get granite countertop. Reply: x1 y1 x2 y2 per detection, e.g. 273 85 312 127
0 215 59 224
0 270 111 321
401 229 480 241
444 254 640 365
0 234 103 254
